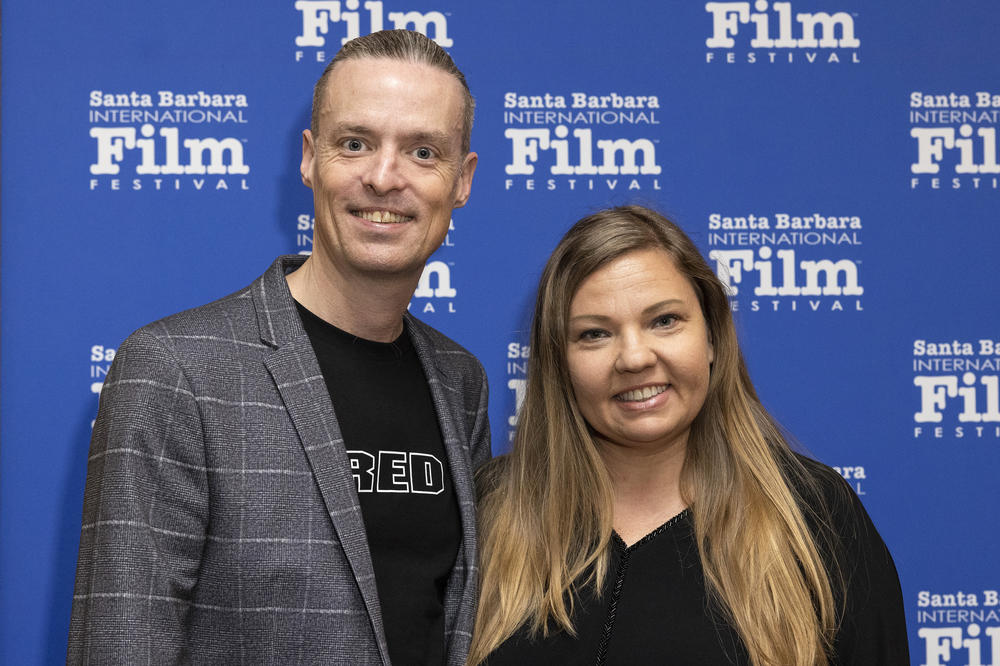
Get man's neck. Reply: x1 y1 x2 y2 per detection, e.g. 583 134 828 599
285 255 417 343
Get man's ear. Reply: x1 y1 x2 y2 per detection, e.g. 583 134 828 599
300 129 316 189
452 151 478 208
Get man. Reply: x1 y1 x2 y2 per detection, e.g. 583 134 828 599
69 30 489 665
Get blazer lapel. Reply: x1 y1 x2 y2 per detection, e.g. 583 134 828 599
406 316 477 530
405 316 479 643
253 256 391 665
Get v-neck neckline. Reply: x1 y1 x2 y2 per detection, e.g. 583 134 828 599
611 508 690 552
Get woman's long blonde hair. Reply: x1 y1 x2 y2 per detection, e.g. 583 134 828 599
470 206 842 666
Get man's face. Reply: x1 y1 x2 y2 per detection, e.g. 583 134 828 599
301 57 477 281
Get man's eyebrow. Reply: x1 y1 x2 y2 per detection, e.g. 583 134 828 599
326 123 374 136
391 129 456 148
325 123 454 147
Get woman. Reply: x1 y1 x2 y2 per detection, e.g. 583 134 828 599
470 206 908 665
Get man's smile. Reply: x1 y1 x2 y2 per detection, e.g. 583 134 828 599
352 209 414 224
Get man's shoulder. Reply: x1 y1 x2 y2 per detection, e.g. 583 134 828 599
122 256 298 357
148 283 256 338
132 281 258 349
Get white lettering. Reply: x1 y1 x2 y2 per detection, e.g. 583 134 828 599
915 373 1000 423
90 124 249 176
705 1 859 49
296 0 451 48
506 126 660 176
911 126 1000 175
413 260 456 298
708 246 862 296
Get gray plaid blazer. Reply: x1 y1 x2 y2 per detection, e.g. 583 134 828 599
68 255 491 665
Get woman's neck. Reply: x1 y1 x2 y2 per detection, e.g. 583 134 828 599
597 438 688 547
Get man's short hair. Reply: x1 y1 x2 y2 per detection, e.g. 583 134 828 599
311 30 475 154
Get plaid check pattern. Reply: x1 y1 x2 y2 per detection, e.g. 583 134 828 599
68 255 491 665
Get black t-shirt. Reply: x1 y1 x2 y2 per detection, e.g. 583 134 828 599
297 303 461 666
485 458 909 666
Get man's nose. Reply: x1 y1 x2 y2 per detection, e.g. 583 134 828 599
362 149 406 195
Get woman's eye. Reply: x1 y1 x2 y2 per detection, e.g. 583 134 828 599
579 329 608 341
654 314 678 328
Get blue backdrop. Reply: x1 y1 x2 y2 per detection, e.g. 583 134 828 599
3 2 999 664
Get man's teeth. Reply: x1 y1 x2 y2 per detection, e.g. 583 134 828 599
616 385 668 402
356 210 410 224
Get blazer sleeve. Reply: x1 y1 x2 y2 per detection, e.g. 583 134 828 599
68 328 209 665
468 366 492 471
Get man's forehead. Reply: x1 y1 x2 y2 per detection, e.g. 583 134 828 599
323 57 460 95
316 58 465 136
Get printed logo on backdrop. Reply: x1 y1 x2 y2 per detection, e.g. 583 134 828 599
915 588 1000 666
88 90 250 192
294 214 459 314
503 91 662 193
89 345 115 395
505 341 529 443
704 1 860 64
909 90 1000 191
706 211 863 313
294 1 453 63
89 345 115 427
912 338 1000 441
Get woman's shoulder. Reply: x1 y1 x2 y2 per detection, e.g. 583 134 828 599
787 453 863 521
785 456 909 662
785 452 895 574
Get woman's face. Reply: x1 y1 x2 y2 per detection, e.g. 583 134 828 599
566 248 714 457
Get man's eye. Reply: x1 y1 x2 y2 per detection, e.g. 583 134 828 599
345 139 364 151
414 147 433 160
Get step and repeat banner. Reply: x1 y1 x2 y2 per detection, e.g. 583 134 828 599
2 2 998 663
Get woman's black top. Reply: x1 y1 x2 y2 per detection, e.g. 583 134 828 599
484 459 910 665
